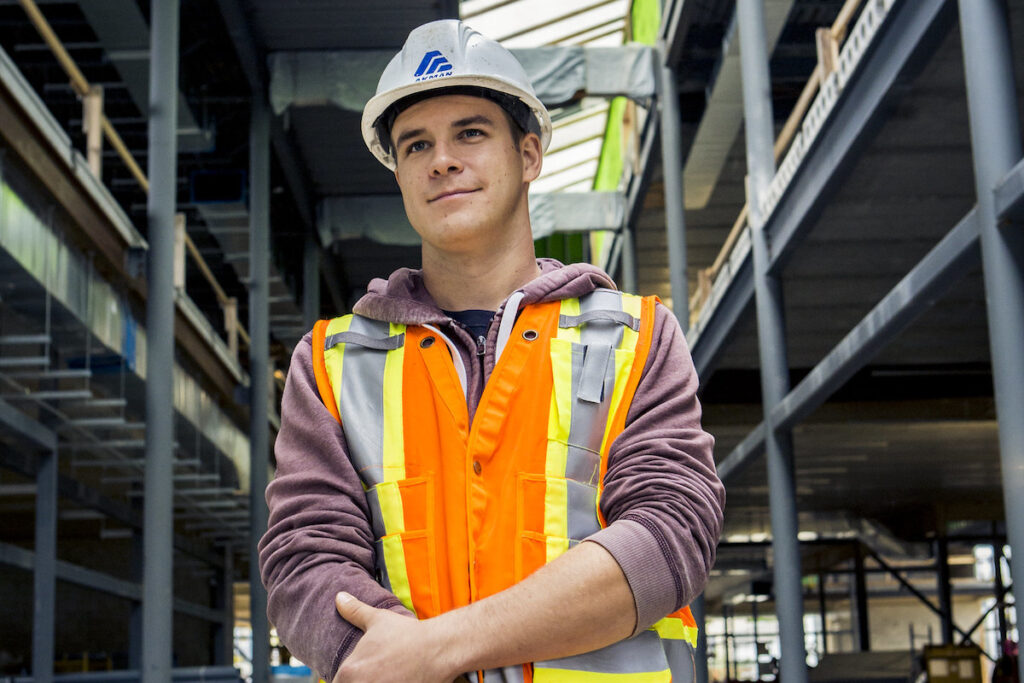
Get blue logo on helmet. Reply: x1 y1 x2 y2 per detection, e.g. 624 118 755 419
414 50 453 81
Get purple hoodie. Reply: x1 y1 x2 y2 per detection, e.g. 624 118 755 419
259 259 724 680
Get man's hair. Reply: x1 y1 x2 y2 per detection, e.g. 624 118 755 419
376 86 534 158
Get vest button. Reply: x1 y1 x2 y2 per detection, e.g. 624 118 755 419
420 336 435 348
472 460 482 475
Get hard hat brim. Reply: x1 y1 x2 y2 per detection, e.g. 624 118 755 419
361 74 552 170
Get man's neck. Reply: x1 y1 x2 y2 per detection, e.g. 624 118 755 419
421 240 542 312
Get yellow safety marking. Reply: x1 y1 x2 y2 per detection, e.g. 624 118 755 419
323 316 353 417
376 481 405 535
619 293 642 351
543 476 569 563
381 322 406 482
533 668 671 682
558 297 582 344
546 337 573 478
652 617 700 647
380 534 417 617
597 348 635 458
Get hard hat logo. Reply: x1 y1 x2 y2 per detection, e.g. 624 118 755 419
414 51 453 80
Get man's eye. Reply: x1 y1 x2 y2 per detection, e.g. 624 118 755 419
460 128 484 139
406 140 427 155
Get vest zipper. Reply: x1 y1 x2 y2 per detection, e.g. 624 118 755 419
476 335 486 357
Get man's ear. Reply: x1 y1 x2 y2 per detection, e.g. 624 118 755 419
521 133 543 183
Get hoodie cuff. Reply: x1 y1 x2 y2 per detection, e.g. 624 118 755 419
585 518 680 635
327 598 414 680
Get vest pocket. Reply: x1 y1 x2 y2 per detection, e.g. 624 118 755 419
514 473 582 582
367 476 440 618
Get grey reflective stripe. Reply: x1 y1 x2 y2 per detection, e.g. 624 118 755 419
477 666 525 682
563 339 606 488
662 638 696 683
325 330 404 351
577 342 612 403
567 478 600 540
559 309 639 333
564 444 600 487
535 629 669 674
338 316 392 481
365 485 387 540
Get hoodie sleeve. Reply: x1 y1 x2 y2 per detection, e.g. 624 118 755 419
257 333 413 681
585 302 725 633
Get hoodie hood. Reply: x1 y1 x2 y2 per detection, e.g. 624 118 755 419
353 258 617 325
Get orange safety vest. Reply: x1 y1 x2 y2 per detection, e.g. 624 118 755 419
312 289 698 682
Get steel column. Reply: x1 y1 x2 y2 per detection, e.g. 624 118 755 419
993 545 1008 645
936 537 954 644
958 2 1024 678
658 60 688 324
142 1 180 681
817 574 827 655
249 97 272 683
620 227 638 294
32 448 57 683
737 1 806 680
853 544 870 651
693 594 708 683
303 233 321 328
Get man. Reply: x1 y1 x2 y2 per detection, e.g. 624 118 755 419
259 19 724 683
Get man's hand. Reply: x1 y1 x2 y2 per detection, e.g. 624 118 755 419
331 593 463 683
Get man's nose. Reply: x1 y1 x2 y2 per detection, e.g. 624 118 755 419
429 142 462 175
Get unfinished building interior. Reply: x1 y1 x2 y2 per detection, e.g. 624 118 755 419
0 0 1023 682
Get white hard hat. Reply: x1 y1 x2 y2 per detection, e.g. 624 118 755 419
362 20 552 169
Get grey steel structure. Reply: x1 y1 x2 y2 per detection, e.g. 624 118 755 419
0 0 1023 680
141 1 180 681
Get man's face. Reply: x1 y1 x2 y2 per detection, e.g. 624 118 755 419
391 94 542 256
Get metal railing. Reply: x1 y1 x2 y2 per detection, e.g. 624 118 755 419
16 0 251 354
687 0 865 326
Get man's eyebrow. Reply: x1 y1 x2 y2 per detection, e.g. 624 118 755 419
452 114 495 129
394 127 426 150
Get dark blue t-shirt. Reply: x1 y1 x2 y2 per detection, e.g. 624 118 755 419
445 309 493 341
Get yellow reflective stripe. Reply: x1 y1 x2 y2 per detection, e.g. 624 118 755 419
323 316 354 416
619 293 641 351
376 480 405 535
543 476 569 562
546 338 573 478
379 533 417 617
652 618 699 647
533 668 670 682
381 322 406 482
597 347 635 458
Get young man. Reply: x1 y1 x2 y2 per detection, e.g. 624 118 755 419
259 20 724 683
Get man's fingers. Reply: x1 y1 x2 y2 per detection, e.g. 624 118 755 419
335 592 372 630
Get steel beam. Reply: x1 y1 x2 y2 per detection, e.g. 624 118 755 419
249 97 272 683
738 1 806 680
303 233 320 329
766 0 953 274
693 594 709 683
142 2 179 680
32 449 56 683
689 0 954 375
659 59 689 323
994 157 1024 223
958 3 1024 680
0 397 56 450
716 207 981 481
0 541 222 622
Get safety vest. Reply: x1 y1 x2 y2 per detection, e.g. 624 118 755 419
312 289 699 682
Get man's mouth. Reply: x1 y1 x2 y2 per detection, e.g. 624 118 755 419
429 188 479 202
